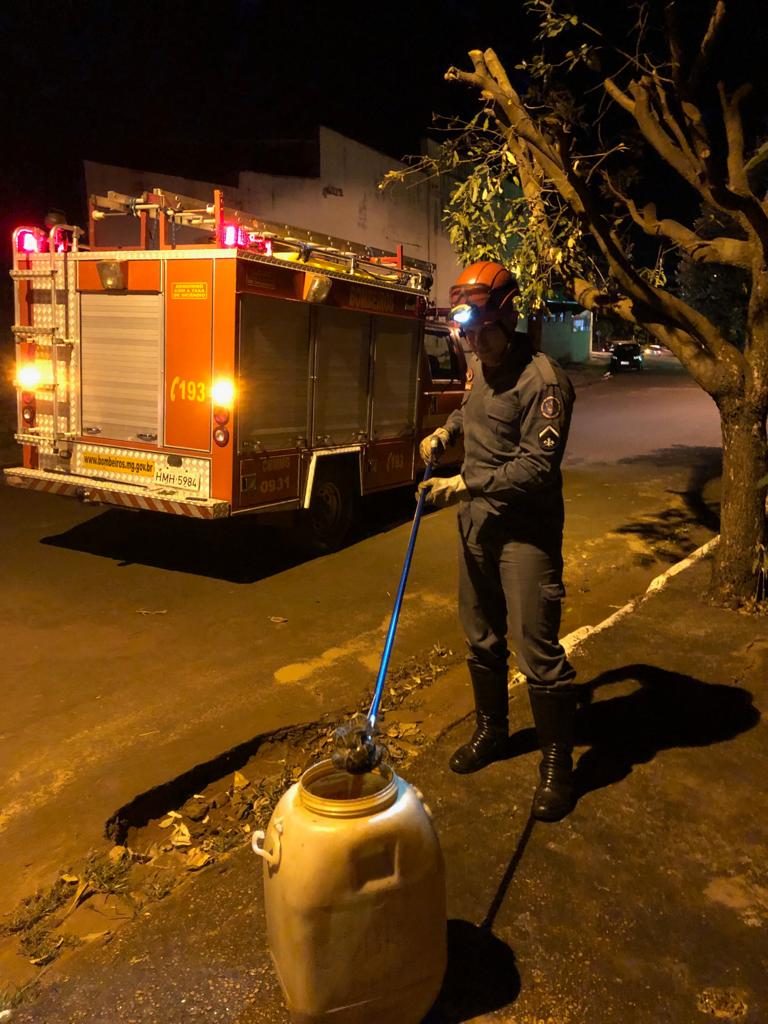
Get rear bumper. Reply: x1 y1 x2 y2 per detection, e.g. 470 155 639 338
3 467 231 519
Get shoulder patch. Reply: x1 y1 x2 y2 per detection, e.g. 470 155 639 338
538 424 560 452
540 395 561 419
465 366 474 390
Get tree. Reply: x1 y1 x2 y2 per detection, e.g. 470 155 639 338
387 0 768 606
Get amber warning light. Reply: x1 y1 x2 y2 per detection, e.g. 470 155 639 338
17 364 42 390
211 378 235 447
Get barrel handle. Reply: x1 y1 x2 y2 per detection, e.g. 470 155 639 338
252 819 283 866
411 786 433 819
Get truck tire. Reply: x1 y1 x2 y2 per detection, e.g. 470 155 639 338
301 458 359 553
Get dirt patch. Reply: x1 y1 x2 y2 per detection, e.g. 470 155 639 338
0 644 459 1005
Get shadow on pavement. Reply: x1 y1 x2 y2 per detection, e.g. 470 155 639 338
424 817 533 1022
573 664 760 799
39 487 419 583
617 444 722 534
423 920 521 1023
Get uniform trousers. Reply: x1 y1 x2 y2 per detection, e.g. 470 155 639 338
457 507 576 690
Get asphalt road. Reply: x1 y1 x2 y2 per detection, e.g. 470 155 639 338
0 358 723 918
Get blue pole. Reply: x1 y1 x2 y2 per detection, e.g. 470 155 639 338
367 461 435 729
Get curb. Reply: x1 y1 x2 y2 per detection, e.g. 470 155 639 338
507 534 721 690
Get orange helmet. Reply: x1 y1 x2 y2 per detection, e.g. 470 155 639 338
449 261 518 328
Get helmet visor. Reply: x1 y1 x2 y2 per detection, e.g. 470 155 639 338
449 282 492 310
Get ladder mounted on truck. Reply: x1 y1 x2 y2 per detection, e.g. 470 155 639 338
11 225 83 452
88 188 435 295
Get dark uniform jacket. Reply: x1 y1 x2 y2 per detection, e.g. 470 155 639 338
444 338 575 542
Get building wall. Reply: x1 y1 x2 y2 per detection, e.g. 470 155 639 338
84 127 463 307
520 311 593 364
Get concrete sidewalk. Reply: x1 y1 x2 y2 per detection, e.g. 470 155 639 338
9 555 767 1023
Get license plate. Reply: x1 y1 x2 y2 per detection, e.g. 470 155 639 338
620 361 629 365
153 465 201 491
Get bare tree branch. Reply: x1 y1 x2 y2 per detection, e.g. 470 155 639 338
650 77 704 180
605 73 768 258
662 1 684 83
608 185 752 268
604 78 708 196
689 0 727 92
718 82 752 193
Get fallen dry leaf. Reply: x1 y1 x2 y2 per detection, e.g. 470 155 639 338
60 879 94 920
185 848 212 871
170 823 191 848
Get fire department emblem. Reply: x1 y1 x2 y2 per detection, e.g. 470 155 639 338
538 425 560 452
540 395 561 419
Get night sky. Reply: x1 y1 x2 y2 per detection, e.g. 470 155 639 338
0 0 529 238
2 0 765 291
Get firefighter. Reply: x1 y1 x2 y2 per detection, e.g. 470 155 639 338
418 261 577 821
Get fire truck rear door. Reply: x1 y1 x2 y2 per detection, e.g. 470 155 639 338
80 292 162 444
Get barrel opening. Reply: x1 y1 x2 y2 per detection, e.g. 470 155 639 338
305 767 390 801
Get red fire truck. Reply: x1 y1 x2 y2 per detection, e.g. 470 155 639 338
5 188 466 548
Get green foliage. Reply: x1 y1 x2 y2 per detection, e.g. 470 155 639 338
445 167 591 314
82 849 131 895
394 111 596 314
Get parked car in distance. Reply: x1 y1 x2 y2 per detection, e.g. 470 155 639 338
610 341 644 372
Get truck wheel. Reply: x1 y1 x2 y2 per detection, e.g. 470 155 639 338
302 460 359 552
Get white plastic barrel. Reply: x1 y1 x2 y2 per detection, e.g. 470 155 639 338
253 759 446 1023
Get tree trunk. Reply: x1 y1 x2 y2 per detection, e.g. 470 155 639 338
711 402 768 603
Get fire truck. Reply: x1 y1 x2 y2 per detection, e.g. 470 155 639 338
5 188 466 548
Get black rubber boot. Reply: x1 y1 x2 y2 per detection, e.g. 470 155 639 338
528 686 578 822
449 664 509 774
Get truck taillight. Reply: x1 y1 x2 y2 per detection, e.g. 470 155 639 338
21 391 36 426
213 427 230 447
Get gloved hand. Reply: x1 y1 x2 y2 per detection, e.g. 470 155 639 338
418 474 469 508
418 428 450 466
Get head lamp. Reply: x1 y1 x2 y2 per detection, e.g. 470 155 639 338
451 303 476 326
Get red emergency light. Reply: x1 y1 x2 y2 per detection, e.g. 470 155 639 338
52 228 70 253
15 228 47 254
221 223 273 256
222 223 242 247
